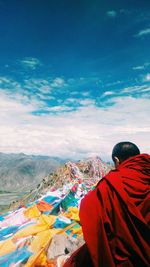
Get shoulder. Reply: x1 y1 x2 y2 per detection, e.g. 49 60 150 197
96 170 119 190
80 172 114 207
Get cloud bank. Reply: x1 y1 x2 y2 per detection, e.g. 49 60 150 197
0 83 149 161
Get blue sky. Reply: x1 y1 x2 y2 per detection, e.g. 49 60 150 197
0 0 150 160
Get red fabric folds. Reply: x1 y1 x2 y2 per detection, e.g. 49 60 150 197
79 154 150 267
63 244 94 267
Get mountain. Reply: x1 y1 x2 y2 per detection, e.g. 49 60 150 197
0 152 64 192
9 156 112 210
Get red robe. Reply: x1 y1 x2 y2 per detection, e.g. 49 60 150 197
64 154 150 267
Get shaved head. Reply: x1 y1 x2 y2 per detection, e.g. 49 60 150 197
112 141 140 164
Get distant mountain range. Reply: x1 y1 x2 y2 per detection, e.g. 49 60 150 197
0 152 64 192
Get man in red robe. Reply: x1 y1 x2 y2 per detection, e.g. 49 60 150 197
64 142 150 267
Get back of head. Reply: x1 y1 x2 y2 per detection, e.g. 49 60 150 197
112 141 140 164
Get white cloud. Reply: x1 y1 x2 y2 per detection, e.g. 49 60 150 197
100 85 150 100
0 76 21 90
106 9 130 18
121 85 149 93
20 57 41 69
81 92 90 97
70 91 79 96
36 93 55 100
79 99 95 106
64 98 95 107
0 90 45 116
0 89 149 161
112 85 150 98
46 106 73 112
0 77 11 84
51 77 66 88
106 10 117 18
24 78 52 94
106 80 122 87
102 91 115 96
144 73 150 81
133 65 145 70
133 62 150 71
136 28 150 37
65 98 76 103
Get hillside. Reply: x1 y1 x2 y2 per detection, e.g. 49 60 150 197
10 156 112 212
0 152 63 192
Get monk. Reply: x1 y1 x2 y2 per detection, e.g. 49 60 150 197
64 141 150 267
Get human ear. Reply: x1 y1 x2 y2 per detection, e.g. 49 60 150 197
114 156 120 167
